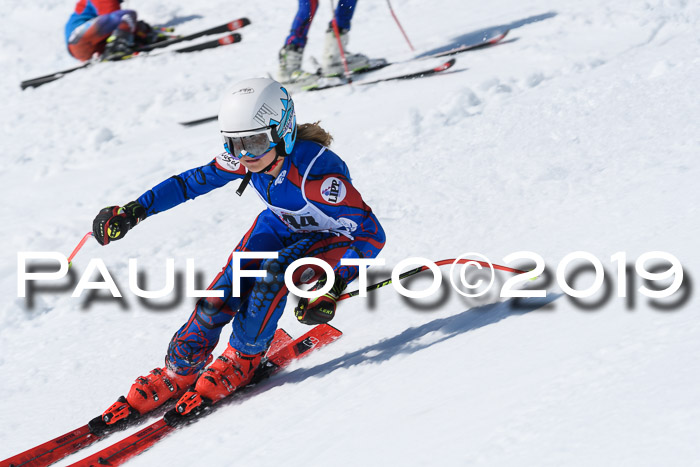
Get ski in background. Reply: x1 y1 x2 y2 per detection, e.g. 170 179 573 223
422 28 509 58
179 57 456 127
310 28 509 78
20 18 251 90
179 29 509 127
306 57 457 91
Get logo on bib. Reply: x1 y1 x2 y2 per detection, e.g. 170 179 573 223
321 177 346 204
281 213 320 230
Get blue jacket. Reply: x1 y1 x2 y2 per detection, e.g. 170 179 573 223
136 140 386 282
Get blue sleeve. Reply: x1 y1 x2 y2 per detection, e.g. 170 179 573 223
303 151 386 283
334 211 386 284
137 157 245 216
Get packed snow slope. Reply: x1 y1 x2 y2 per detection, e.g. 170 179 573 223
2 0 699 465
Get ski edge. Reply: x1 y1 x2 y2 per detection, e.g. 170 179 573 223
430 29 510 58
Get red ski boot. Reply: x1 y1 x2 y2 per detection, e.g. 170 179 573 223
174 345 263 415
127 367 199 414
102 367 198 426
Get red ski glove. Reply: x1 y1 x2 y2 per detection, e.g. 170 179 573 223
294 274 347 325
92 201 146 245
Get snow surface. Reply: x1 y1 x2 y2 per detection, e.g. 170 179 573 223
2 0 699 466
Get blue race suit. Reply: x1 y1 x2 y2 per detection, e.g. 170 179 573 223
285 0 359 48
135 140 385 372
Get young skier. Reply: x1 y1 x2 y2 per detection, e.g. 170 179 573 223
278 0 371 85
65 0 165 61
93 77 385 420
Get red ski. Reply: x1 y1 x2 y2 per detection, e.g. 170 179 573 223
66 324 342 467
0 327 300 467
0 425 101 467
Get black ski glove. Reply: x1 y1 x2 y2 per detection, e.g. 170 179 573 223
294 273 347 325
92 201 146 246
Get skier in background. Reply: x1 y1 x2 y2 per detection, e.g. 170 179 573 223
65 0 166 61
278 0 371 85
92 77 385 420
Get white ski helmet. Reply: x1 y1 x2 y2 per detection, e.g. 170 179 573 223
218 77 297 158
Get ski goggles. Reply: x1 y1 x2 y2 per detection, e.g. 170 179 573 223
222 127 278 160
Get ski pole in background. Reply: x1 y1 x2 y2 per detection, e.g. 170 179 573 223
67 232 93 266
385 0 415 52
339 258 530 300
329 0 352 80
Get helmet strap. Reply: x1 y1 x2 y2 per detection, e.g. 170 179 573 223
262 153 283 174
262 125 287 174
236 171 252 196
235 124 289 194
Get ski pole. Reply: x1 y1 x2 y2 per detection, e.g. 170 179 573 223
385 0 415 52
329 1 352 80
67 232 93 266
339 258 528 301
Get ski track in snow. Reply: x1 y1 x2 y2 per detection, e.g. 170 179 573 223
1 0 699 465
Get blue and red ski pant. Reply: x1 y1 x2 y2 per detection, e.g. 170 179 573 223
166 209 359 374
285 0 359 48
67 10 135 61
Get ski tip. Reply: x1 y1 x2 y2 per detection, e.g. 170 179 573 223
318 323 343 338
434 58 457 72
228 17 251 30
492 29 510 42
218 33 242 45
327 323 343 336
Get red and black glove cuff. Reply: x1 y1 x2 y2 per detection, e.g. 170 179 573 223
92 201 146 245
294 274 347 325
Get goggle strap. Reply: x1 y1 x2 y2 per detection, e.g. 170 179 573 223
270 125 281 144
270 124 294 157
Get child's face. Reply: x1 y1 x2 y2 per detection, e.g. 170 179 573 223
239 147 278 173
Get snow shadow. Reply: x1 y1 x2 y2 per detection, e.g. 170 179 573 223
204 296 560 412
160 15 205 28
415 12 557 59
280 295 561 385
